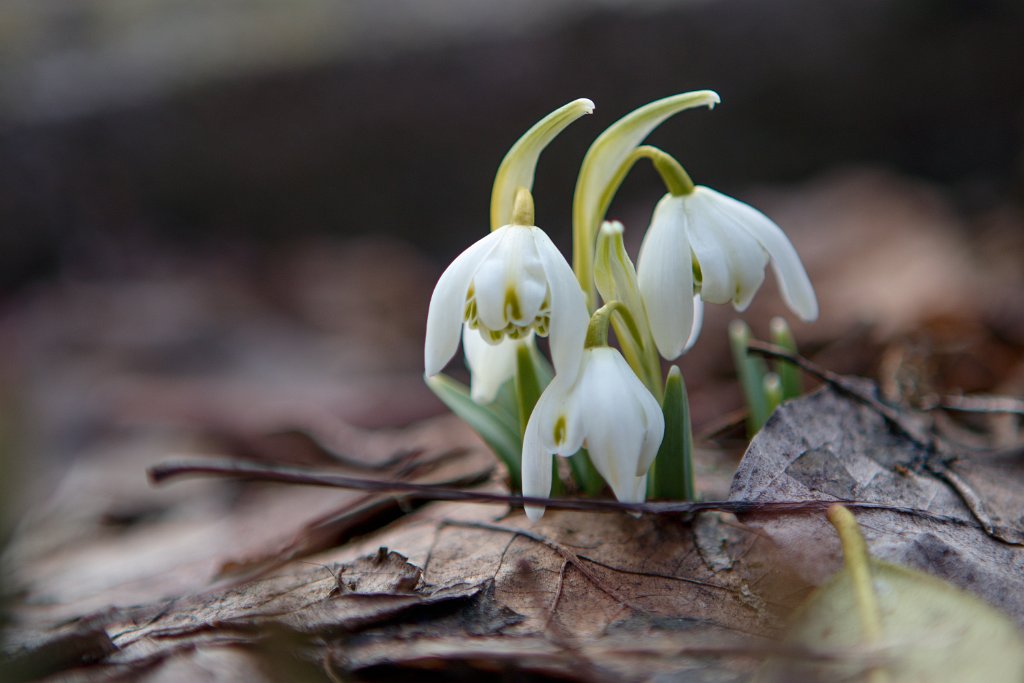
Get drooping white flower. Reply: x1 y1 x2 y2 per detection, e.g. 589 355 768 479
637 187 818 360
425 224 588 385
462 324 530 404
522 346 664 521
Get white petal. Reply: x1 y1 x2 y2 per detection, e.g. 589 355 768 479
531 227 588 383
532 371 586 457
700 187 818 321
471 230 517 332
633 374 666 477
683 295 703 353
506 235 548 326
463 325 523 403
522 408 552 522
630 475 648 504
577 349 658 503
425 230 505 376
637 194 695 360
688 188 768 311
685 200 732 305
472 226 548 332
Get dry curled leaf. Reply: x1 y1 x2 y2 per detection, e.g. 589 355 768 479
730 378 1024 625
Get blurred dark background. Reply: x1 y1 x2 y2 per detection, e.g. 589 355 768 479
2 0 1023 290
2 0 1024 519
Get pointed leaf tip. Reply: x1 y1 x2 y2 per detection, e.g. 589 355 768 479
490 98 596 230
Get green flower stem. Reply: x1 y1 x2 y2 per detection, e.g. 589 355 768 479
769 316 803 399
648 147 694 196
584 301 640 349
652 366 695 501
585 302 662 400
572 90 720 310
573 145 695 310
826 505 885 680
729 320 770 435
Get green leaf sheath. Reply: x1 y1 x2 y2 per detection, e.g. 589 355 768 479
652 366 695 501
426 374 523 490
729 320 770 434
769 316 802 399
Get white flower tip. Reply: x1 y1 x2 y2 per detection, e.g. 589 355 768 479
524 505 545 522
696 90 721 109
796 298 819 322
783 287 819 323
600 220 624 236
469 384 493 404
424 356 442 378
574 98 596 115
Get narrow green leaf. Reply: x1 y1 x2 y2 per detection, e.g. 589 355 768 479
568 448 605 496
729 320 770 435
652 365 695 501
763 372 782 415
491 98 595 231
513 344 544 435
769 316 803 399
426 374 523 489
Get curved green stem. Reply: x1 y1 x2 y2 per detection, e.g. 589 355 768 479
572 90 720 309
573 145 696 310
585 301 640 349
649 148 695 196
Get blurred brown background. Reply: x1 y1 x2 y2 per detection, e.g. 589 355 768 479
2 0 1024 521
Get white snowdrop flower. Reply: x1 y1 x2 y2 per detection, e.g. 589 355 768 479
522 346 664 521
424 213 588 385
637 187 818 360
462 323 530 404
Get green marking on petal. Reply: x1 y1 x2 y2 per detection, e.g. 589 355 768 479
553 415 567 446
505 286 522 322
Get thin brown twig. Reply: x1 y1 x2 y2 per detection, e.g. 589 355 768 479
148 457 1000 533
746 340 932 447
746 340 1024 547
927 394 1024 416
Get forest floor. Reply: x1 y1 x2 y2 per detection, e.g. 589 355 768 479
3 169 1024 681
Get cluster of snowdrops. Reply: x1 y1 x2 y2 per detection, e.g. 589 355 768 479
423 91 817 520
